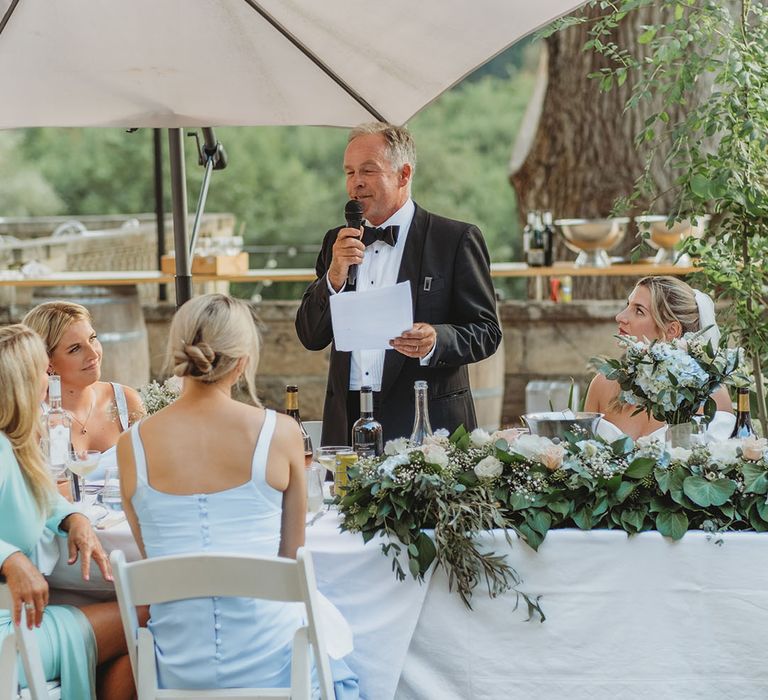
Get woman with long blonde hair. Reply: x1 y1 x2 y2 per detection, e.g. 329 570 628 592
0 325 135 699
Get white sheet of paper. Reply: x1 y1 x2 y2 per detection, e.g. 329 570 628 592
330 281 413 351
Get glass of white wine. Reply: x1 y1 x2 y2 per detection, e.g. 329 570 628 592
66 450 101 502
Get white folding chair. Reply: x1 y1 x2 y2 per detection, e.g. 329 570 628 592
110 548 334 700
0 583 61 700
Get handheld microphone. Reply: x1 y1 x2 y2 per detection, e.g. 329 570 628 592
344 199 365 287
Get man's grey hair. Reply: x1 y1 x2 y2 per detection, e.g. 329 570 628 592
348 122 417 175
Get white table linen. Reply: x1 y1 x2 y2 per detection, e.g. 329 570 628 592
44 503 768 700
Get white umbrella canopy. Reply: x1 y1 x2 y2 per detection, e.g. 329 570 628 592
0 0 586 304
0 0 584 129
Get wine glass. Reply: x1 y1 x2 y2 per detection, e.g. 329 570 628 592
315 446 349 477
66 449 101 502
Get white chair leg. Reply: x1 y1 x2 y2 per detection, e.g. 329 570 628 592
136 628 158 700
16 611 49 700
0 634 19 700
290 626 312 700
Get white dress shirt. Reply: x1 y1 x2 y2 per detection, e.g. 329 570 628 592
327 199 416 391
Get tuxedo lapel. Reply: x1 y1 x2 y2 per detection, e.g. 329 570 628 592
380 205 429 401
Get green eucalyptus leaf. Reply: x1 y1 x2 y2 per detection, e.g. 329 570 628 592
742 463 768 494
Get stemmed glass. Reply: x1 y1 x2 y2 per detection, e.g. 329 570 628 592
66 449 101 502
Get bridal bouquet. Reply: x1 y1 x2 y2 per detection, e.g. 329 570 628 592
591 332 742 426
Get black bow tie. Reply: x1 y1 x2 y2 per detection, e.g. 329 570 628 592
361 224 399 247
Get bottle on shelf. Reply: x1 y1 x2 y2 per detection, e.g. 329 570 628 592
352 386 383 457
730 387 756 439
409 380 433 446
285 384 313 467
526 212 546 267
522 211 536 263
542 211 555 267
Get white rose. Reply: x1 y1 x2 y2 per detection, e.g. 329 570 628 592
384 437 410 456
490 428 524 445
539 443 566 471
741 436 768 462
433 428 450 438
419 443 449 468
474 455 503 479
511 434 558 461
469 428 492 447
707 440 741 466
422 433 450 448
668 446 692 463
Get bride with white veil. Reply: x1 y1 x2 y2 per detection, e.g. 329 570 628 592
584 276 735 442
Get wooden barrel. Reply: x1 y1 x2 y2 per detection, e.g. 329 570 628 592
469 332 506 432
32 285 150 389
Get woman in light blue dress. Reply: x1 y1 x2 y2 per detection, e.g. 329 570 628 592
0 324 135 699
118 293 358 698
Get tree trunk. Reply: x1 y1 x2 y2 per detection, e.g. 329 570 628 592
509 5 695 299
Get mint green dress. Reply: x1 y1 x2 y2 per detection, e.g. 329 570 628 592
0 433 97 699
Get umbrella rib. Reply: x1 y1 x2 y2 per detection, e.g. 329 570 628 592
241 0 387 123
0 0 21 37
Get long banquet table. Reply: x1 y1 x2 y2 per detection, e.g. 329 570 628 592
45 507 768 700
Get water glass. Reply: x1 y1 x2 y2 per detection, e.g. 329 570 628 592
306 462 324 513
101 467 122 511
67 449 101 502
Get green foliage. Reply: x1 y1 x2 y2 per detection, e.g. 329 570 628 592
338 422 768 613
565 0 768 431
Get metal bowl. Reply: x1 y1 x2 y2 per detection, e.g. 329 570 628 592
635 215 709 265
521 411 603 440
554 218 630 267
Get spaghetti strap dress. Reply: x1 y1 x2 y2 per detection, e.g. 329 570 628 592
129 410 358 698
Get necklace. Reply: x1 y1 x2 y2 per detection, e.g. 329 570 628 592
69 393 95 435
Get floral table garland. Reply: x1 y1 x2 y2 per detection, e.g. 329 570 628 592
337 425 768 615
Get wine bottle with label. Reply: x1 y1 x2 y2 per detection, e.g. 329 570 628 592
730 387 756 439
409 380 433 446
285 385 313 466
352 386 383 457
527 212 546 267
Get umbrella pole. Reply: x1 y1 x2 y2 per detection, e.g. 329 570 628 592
153 128 167 302
168 128 192 307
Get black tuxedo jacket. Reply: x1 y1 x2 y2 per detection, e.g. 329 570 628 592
295 203 501 445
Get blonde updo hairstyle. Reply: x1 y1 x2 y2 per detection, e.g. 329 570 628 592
22 301 92 357
0 325 54 511
167 294 262 406
635 276 700 339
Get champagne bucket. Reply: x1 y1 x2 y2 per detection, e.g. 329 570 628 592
521 411 603 440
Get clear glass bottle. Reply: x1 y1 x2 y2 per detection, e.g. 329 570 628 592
285 384 313 467
409 380 433 446
352 386 383 457
730 387 756 439
522 211 536 261
45 375 71 473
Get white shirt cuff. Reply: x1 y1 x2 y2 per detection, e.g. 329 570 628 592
326 275 346 295
419 341 436 366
